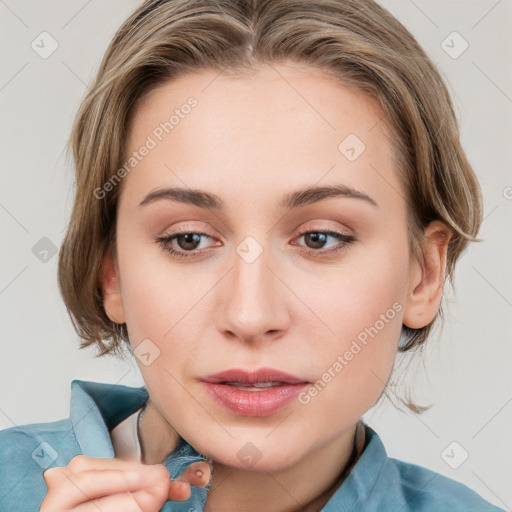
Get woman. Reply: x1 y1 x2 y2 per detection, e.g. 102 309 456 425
0 0 505 510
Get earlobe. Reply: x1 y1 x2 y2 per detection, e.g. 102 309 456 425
402 221 452 330
100 256 126 324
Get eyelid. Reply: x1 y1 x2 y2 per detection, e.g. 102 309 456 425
158 220 215 236
294 220 354 237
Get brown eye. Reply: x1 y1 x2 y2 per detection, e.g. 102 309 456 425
303 232 330 250
155 231 216 259
175 233 202 251
294 230 357 256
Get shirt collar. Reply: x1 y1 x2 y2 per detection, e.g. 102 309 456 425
70 379 150 457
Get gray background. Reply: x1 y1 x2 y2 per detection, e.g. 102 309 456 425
1 0 511 509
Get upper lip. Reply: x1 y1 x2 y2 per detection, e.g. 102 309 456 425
199 367 309 385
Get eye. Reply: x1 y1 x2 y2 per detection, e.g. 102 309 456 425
155 231 217 259
293 229 356 256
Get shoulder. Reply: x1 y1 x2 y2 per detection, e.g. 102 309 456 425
0 419 81 512
348 426 507 512
384 456 506 511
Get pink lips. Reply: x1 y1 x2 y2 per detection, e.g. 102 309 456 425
199 367 310 417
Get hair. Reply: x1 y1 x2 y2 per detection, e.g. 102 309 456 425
58 0 483 411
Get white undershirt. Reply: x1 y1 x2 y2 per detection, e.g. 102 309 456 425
110 407 143 461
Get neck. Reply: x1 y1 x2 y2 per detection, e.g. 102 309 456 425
137 400 180 464
137 403 365 512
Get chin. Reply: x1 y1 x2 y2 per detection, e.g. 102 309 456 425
202 436 307 473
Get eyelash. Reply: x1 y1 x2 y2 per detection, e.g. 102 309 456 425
155 229 356 259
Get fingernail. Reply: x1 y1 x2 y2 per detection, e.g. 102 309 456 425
195 469 203 478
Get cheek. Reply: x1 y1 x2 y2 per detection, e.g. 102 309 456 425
114 235 185 354
310 238 408 343
116 228 181 325
298 241 408 408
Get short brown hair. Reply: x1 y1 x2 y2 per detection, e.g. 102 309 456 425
58 0 482 370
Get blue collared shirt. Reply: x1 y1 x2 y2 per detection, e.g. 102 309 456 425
0 379 505 511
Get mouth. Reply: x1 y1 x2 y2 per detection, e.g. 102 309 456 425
199 368 310 417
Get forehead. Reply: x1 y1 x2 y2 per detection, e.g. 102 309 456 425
120 63 402 215
128 62 389 146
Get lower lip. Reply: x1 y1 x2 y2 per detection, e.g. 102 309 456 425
201 382 309 417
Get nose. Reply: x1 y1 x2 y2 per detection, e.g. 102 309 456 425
215 240 291 345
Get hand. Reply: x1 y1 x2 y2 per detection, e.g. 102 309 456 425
40 454 211 511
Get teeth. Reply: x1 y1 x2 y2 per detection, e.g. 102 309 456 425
225 381 283 390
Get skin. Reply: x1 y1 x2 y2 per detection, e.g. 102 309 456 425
101 61 452 512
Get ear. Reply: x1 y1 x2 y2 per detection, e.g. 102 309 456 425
402 220 453 329
100 255 126 324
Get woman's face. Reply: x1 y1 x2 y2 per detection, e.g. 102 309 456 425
106 63 424 471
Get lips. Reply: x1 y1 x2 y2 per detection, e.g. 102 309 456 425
199 367 310 417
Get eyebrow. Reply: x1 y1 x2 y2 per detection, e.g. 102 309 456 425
138 184 378 210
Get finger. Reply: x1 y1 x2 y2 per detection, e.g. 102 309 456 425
41 466 171 509
167 479 192 502
43 455 151 485
43 455 178 488
176 461 212 488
